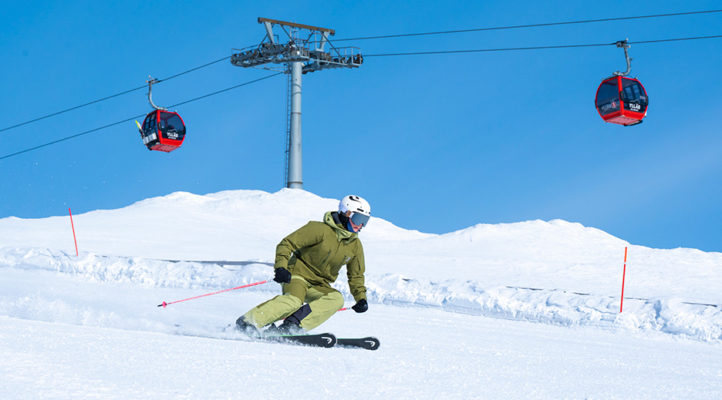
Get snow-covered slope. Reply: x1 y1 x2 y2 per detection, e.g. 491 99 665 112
1 189 721 398
1 188 720 340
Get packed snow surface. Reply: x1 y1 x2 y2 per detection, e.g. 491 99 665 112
1 189 721 399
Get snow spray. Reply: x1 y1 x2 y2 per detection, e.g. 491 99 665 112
620 246 628 313
68 208 78 256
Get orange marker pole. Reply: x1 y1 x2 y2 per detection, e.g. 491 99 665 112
69 208 79 256
620 246 628 313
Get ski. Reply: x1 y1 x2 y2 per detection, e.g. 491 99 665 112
336 336 380 350
264 332 337 348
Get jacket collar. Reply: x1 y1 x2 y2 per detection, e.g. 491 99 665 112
325 211 357 242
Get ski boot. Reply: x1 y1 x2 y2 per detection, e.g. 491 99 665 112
277 315 305 335
235 316 261 338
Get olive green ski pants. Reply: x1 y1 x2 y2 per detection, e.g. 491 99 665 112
242 275 344 331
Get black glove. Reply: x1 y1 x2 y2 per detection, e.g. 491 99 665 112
351 298 368 313
273 268 292 284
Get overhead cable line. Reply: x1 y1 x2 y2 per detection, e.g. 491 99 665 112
365 42 611 57
3 33 720 161
334 9 722 42
3 10 720 134
0 55 232 135
629 34 722 44
363 34 722 57
166 72 282 108
0 72 282 162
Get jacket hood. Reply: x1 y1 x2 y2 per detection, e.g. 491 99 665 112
324 211 358 242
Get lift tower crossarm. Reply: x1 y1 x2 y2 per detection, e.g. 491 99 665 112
258 17 335 36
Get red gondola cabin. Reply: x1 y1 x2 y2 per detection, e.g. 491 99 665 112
140 109 186 152
595 76 648 126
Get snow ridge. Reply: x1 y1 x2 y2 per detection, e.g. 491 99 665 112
2 247 720 343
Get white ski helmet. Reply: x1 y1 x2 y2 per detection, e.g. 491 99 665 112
339 195 371 231
339 195 371 216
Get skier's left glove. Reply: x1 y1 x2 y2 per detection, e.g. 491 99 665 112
351 299 368 313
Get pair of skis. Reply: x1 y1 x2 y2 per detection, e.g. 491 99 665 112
175 324 379 350
264 332 380 350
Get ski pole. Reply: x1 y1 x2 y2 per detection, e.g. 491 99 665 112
157 280 269 308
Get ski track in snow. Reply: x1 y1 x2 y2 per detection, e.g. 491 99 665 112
4 307 721 400
2 247 720 343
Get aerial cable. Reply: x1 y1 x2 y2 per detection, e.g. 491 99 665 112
3 9 722 136
364 42 611 57
166 72 282 108
334 9 722 42
0 72 282 162
3 32 720 160
0 115 146 162
363 34 722 57
628 34 722 44
0 84 146 135
0 55 233 135
3 10 720 133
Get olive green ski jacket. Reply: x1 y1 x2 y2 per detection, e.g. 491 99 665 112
274 211 367 302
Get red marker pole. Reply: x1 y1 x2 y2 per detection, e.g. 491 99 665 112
620 246 628 313
68 208 79 256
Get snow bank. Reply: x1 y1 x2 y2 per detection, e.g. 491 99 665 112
1 246 720 343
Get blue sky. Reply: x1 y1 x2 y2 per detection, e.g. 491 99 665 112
1 1 721 252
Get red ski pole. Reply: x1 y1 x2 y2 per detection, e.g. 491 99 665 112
158 280 269 308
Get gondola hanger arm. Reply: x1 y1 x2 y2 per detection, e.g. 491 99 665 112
613 39 632 77
146 75 168 111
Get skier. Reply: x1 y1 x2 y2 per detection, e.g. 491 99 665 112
236 194 371 336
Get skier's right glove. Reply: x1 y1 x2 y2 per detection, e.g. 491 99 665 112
351 299 368 313
273 268 292 284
